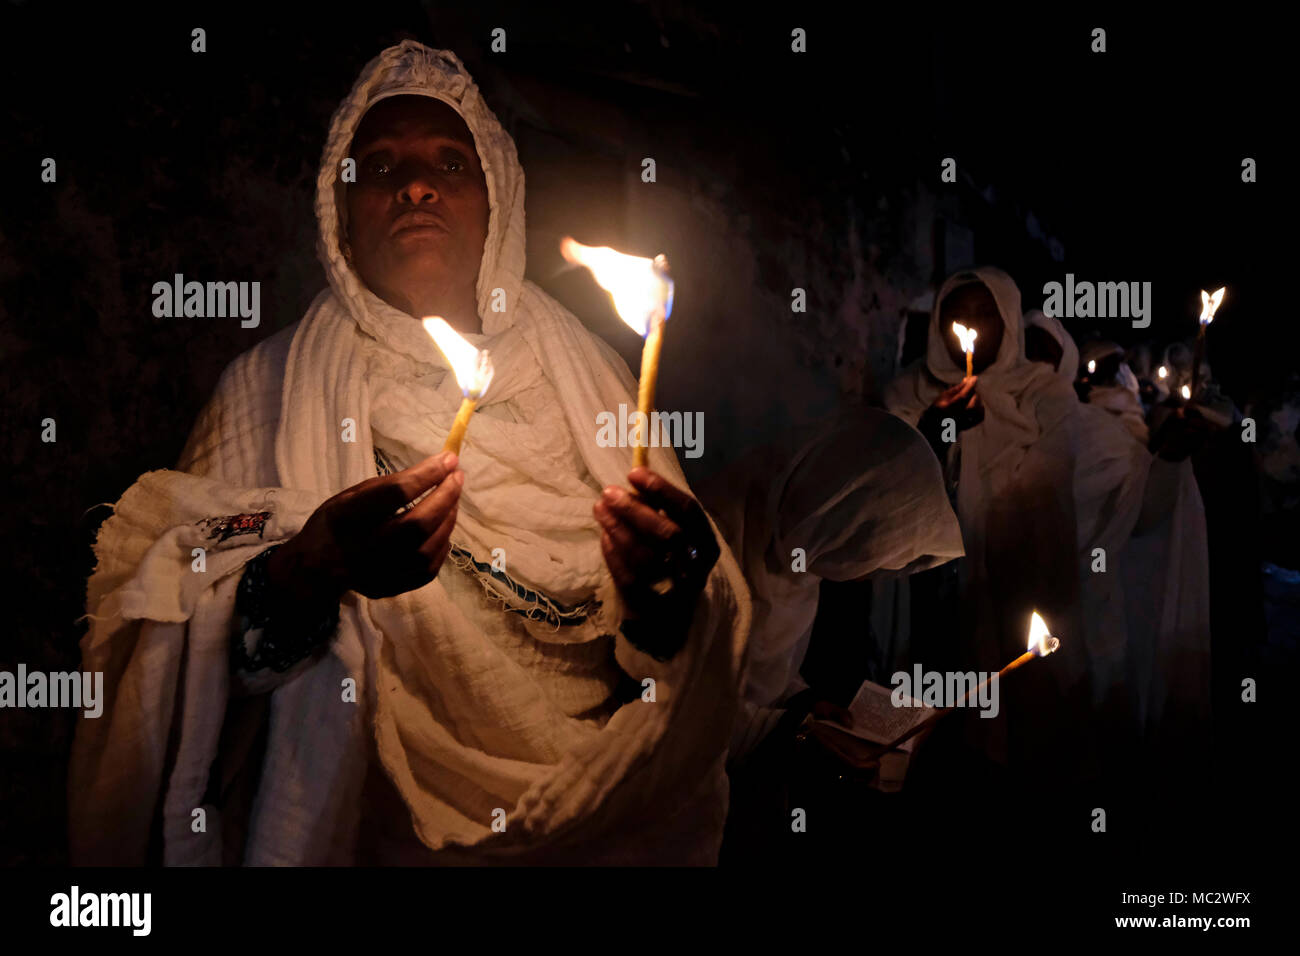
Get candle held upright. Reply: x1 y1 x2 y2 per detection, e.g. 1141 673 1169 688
1190 286 1225 401
421 317 495 456
952 322 978 379
561 238 674 467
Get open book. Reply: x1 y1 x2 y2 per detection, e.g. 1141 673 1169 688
815 679 937 753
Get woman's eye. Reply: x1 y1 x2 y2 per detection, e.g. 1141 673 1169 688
362 159 391 178
442 158 465 173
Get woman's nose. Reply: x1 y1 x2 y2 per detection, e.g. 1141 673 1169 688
397 169 440 205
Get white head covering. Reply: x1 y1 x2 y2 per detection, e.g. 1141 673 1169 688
702 409 962 710
1026 308 1079 382
1080 339 1149 444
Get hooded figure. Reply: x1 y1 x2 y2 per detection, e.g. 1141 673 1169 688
70 42 750 865
884 268 1088 771
1026 312 1150 726
1080 338 1149 444
696 408 963 759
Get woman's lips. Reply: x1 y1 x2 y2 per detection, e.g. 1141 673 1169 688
390 213 451 238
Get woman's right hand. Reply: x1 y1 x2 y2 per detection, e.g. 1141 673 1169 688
266 450 465 604
918 376 984 451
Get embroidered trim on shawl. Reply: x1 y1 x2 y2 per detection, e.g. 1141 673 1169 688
197 511 271 543
372 446 601 628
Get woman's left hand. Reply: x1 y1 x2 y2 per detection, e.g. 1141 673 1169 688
593 466 720 643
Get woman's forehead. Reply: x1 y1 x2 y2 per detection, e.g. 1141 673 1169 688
941 281 997 313
352 94 475 149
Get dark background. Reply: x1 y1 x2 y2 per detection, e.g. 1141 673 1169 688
0 1 1289 876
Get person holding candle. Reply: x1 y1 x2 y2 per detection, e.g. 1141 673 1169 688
70 42 751 866
884 267 1090 776
696 408 963 761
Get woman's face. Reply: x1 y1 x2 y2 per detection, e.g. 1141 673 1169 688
940 282 1004 373
344 95 490 319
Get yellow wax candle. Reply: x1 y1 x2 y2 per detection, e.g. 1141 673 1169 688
634 315 665 468
444 397 478 456
422 316 494 457
873 612 1060 754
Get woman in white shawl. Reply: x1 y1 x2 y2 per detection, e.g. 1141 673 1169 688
69 42 750 866
1079 338 1150 445
696 409 963 761
884 268 1088 774
1027 313 1150 744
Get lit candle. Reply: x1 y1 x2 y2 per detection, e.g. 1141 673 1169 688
1157 365 1168 380
561 238 674 467
1180 384 1191 401
879 611 1061 753
952 322 978 378
422 317 495 455
1087 359 1096 375
1189 286 1225 401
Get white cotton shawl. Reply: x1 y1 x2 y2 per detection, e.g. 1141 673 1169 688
698 409 963 759
704 409 963 710
1079 338 1149 445
69 41 750 865
1028 311 1152 702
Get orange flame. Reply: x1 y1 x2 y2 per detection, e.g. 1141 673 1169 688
422 317 494 399
561 237 672 337
1027 611 1060 656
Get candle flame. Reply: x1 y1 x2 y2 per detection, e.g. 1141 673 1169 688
1027 611 1060 656
951 322 978 354
1087 359 1096 374
1157 365 1168 379
422 317 494 399
1181 384 1191 400
560 237 673 337
1199 286 1225 325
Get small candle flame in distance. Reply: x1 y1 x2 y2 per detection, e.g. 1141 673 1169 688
1199 287 1226 326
